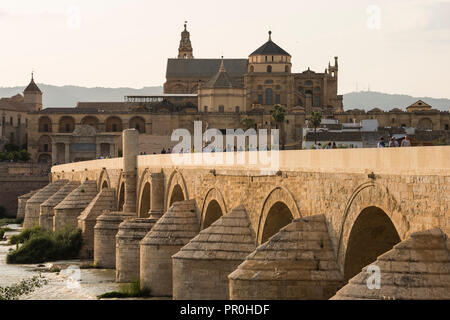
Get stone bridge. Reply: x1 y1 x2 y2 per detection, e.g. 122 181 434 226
22 129 449 300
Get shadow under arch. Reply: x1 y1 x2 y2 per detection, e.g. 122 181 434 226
97 168 111 191
139 182 151 218
257 186 301 245
165 169 189 210
343 206 401 282
337 181 405 274
200 188 227 230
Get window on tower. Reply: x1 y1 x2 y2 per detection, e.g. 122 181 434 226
265 88 273 105
267 65 272 73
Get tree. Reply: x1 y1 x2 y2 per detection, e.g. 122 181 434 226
308 111 322 145
240 116 255 131
271 104 286 149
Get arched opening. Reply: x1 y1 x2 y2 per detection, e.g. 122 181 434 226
129 117 146 133
38 116 52 133
118 182 125 211
169 184 185 207
37 153 51 163
139 182 150 218
81 116 100 130
267 65 272 73
202 200 223 229
344 206 400 282
58 116 75 133
38 135 52 153
106 116 123 132
261 201 293 244
417 118 433 130
265 88 273 105
101 180 109 190
250 65 254 73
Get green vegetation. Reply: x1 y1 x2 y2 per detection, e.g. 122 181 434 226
0 228 5 240
0 217 24 227
271 104 286 149
9 225 46 245
0 275 48 300
98 279 151 299
0 144 31 162
240 116 255 131
307 111 322 145
6 226 83 264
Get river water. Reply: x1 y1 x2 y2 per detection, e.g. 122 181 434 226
0 224 122 300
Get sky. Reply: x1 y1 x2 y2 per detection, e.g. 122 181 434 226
0 0 450 98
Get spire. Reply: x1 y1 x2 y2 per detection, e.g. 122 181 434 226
268 30 272 41
219 56 226 72
24 72 41 93
178 21 193 59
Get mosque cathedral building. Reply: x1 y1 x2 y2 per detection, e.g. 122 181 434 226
0 24 448 164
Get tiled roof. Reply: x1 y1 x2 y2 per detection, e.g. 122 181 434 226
250 39 290 56
24 78 41 93
166 59 247 78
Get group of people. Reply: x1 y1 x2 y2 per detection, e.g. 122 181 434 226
312 142 338 149
377 135 412 148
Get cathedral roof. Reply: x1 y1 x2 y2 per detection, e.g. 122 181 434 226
250 31 291 57
24 74 42 93
204 59 243 89
166 59 247 78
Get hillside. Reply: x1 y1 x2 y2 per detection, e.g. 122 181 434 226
0 84 448 111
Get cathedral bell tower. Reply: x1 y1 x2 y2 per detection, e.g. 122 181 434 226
178 22 193 59
23 72 43 111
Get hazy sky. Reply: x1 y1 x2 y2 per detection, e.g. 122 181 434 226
1 0 449 98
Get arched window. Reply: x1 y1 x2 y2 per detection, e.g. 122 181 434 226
257 85 263 90
250 66 254 73
314 96 320 107
275 94 281 104
218 105 224 112
297 99 303 106
265 88 273 105
314 87 321 93
267 65 272 73
298 87 303 93
285 65 289 73
235 106 240 113
204 106 208 112
257 94 263 104
445 124 449 131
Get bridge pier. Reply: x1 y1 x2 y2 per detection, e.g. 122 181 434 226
17 190 38 221
332 228 450 300
39 181 80 230
140 200 199 296
77 187 117 258
229 215 344 300
116 218 156 282
23 180 68 229
172 205 257 300
53 180 98 231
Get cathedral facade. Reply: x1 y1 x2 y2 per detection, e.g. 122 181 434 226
164 26 343 114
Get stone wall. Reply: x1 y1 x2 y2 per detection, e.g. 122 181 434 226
0 176 48 217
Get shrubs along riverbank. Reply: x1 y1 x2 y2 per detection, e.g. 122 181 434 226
6 226 83 264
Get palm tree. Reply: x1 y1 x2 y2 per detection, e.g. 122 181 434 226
271 104 286 149
308 111 322 145
240 116 255 131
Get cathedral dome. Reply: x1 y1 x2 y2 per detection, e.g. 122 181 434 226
24 73 41 93
249 31 291 57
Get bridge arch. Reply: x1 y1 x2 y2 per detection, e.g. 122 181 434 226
338 182 406 276
117 174 125 211
343 206 401 282
165 169 189 209
136 169 151 218
257 186 301 244
201 188 227 229
97 168 111 191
